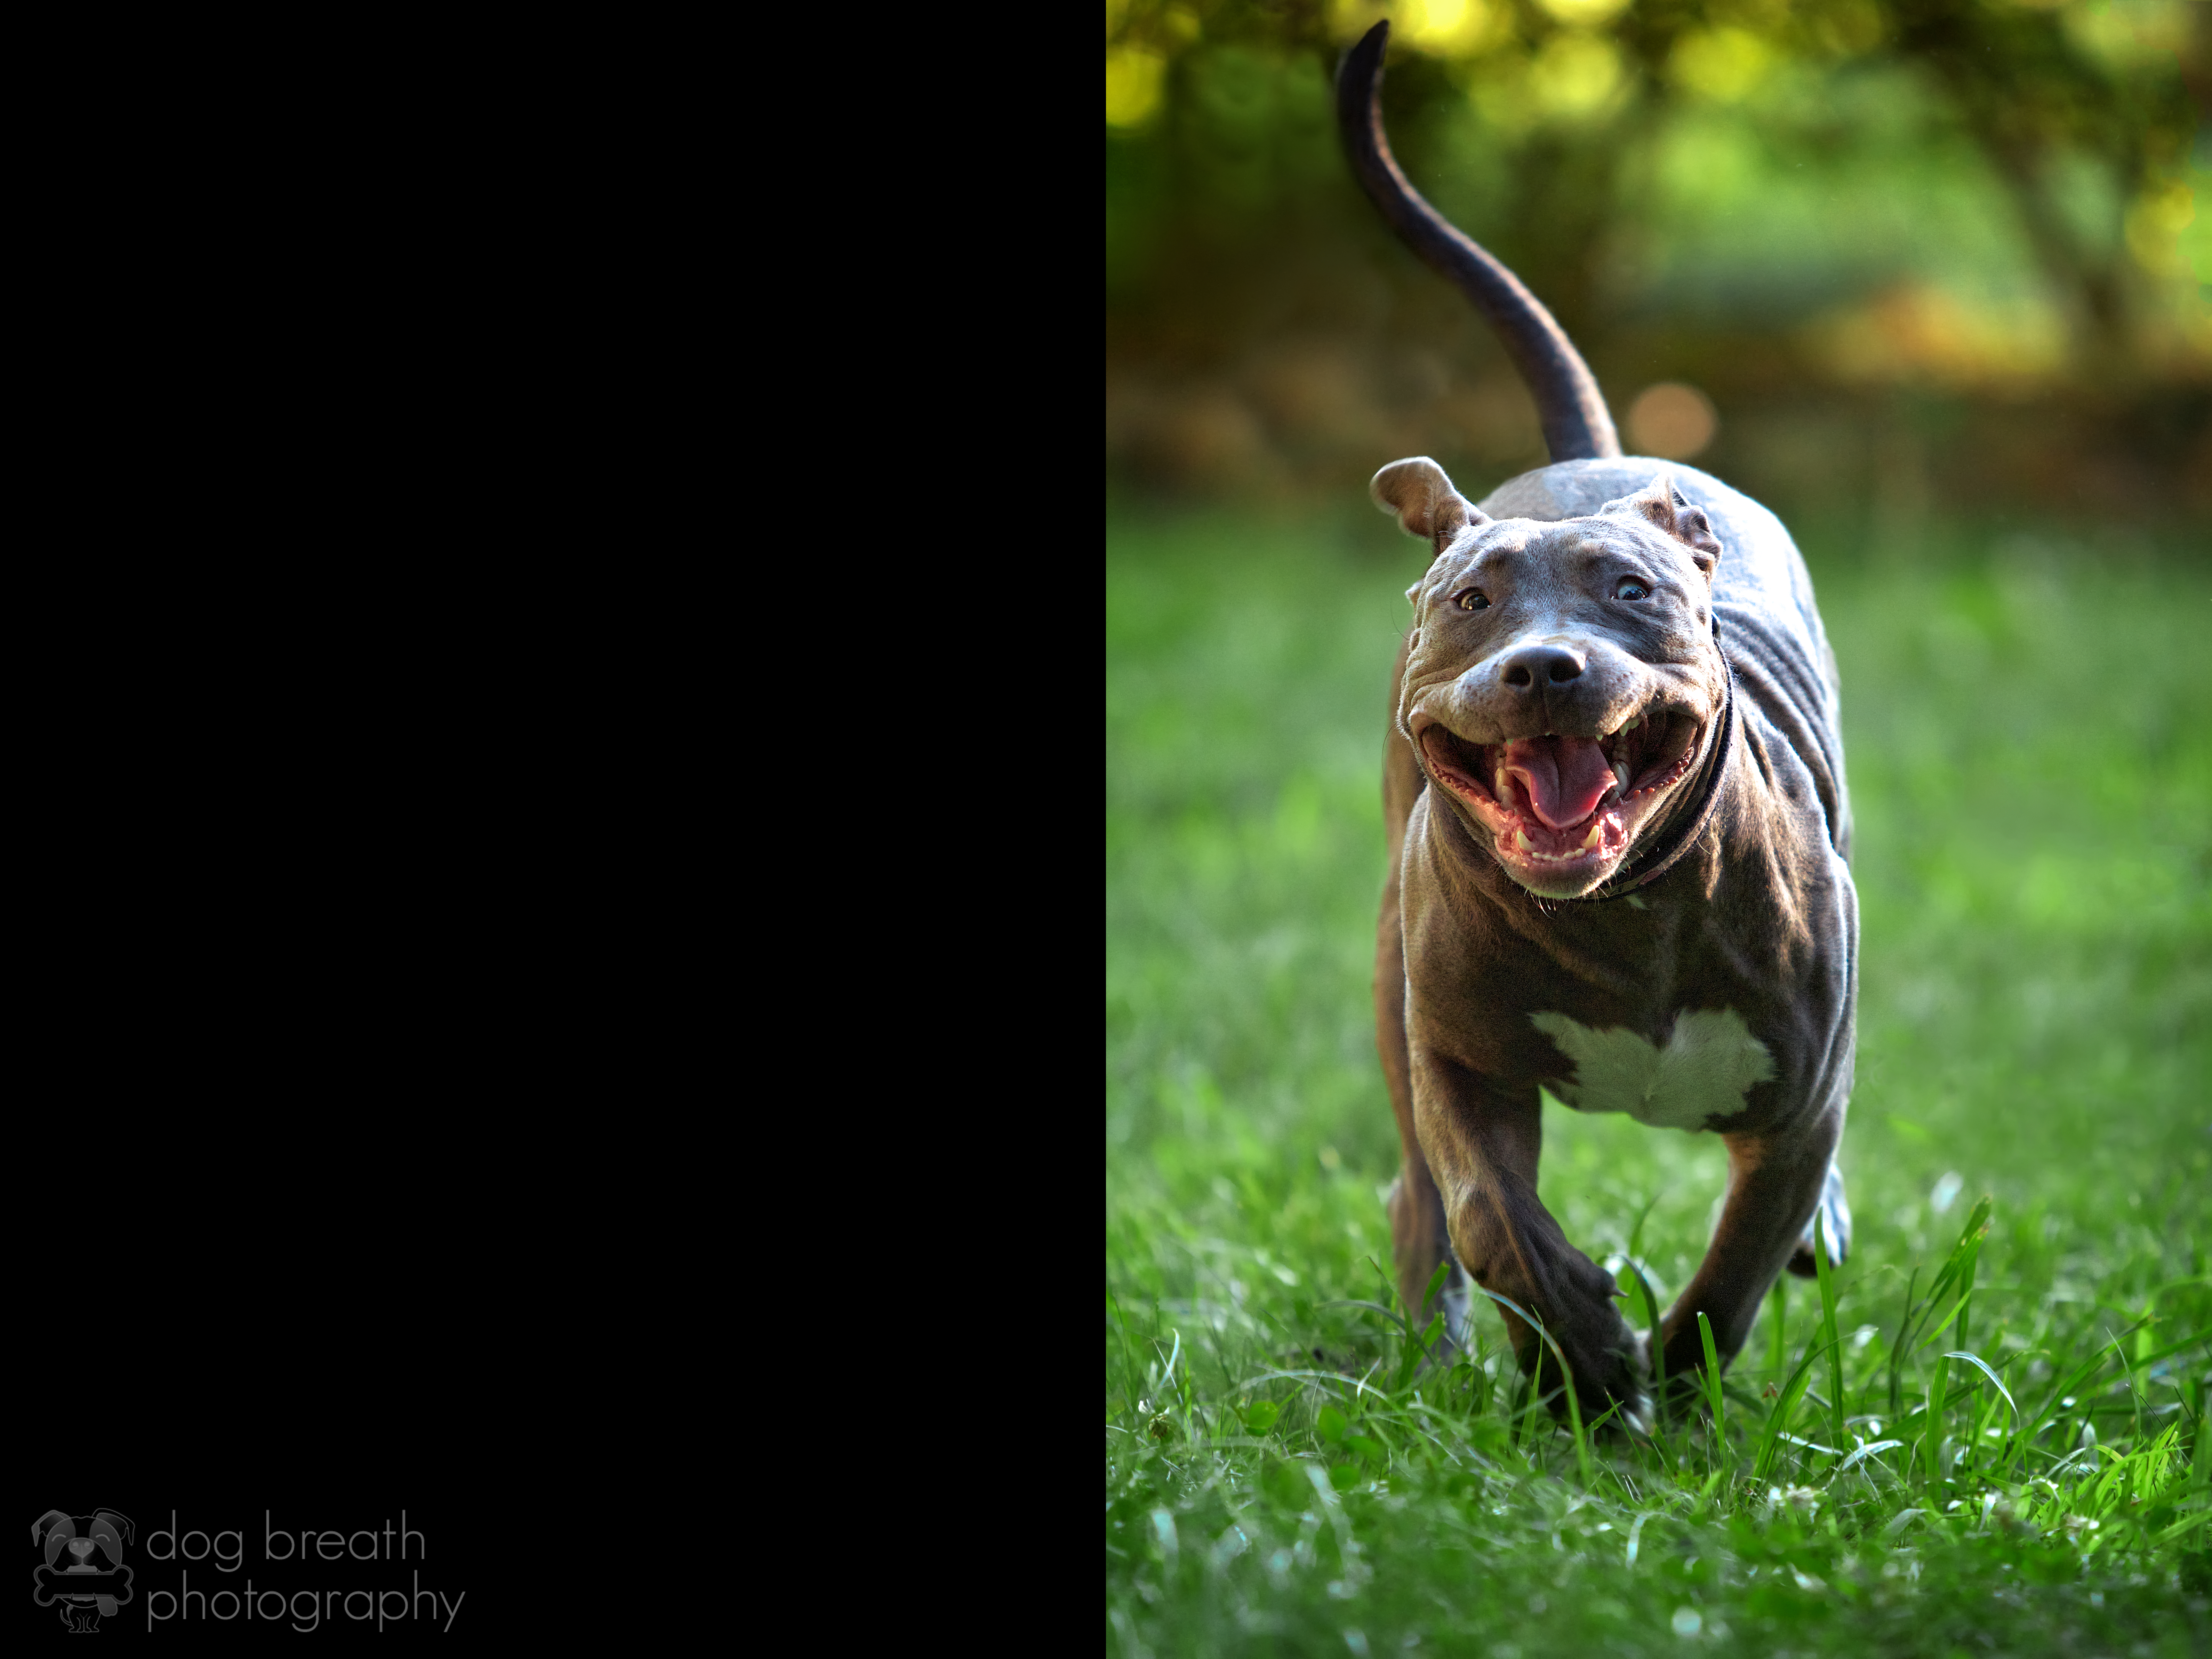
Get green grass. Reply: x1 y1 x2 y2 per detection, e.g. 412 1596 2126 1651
1105 502 2212 1657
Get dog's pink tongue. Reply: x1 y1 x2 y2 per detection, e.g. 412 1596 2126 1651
1502 736 1614 830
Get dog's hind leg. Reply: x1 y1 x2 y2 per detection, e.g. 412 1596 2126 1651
1379 643 1462 1348
1379 880 1461 1348
1658 1120 1843 1399
1786 1162 1852 1279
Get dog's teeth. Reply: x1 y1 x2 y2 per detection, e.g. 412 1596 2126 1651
1583 822 1603 849
1612 760 1631 793
1515 830 1535 852
1622 716 1639 731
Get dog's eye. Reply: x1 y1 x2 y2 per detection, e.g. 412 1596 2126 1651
1615 578 1651 602
1454 589 1488 612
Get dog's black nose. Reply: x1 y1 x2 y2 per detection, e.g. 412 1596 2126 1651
1498 645 1585 689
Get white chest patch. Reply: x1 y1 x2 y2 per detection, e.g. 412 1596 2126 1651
1529 1007 1776 1131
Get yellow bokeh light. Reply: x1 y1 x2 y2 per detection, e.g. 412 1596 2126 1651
1404 0 1472 49
1626 383 1719 460
2183 172 2212 284
1329 0 1502 56
2063 0 2194 68
2123 181 2194 277
1107 47 1166 129
1532 32 1626 121
1534 0 1632 25
1329 0 1506 55
1671 28 1775 103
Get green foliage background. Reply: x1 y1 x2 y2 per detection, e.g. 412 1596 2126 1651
1105 0 2210 519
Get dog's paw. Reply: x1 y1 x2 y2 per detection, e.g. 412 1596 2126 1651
1617 1329 1658 1436
1524 1296 1653 1434
1583 1320 1656 1435
1786 1163 1853 1279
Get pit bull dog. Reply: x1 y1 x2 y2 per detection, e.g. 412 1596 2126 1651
1339 22 1854 1427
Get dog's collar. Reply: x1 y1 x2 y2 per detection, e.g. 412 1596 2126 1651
1567 622 1736 904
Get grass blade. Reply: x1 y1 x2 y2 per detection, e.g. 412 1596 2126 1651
2017 1316 2159 1450
1318 1299 1410 1336
1813 1210 1846 1458
2156 1507 2212 1547
1391 1261 1456 1391
1625 1263 1665 1396
1627 1193 1661 1267
1888 1265 1919 1421
1942 1350 2018 1431
1911 1199 1990 1358
1466 1283 1592 1485
1924 1351 1951 1488
1422 1258 1452 1319
1837 1438 1905 1476
1619 1259 1676 1470
1757 1337 1837 1481
1698 1310 1726 1454
2127 1323 2211 1375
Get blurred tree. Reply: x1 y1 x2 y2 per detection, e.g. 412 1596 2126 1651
1886 0 2197 363
1105 0 2210 517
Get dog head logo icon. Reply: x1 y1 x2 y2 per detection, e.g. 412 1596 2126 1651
30 1511 135 1632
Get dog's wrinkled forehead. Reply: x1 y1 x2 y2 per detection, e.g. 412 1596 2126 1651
1376 461 1723 607
1405 517 1528 605
1406 508 1690 607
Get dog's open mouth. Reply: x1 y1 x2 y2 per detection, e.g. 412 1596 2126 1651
1417 711 1704 886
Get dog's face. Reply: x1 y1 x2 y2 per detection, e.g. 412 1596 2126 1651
37 1513 127 1571
1377 458 1728 900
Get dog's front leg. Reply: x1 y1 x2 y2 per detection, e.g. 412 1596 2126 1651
1658 1123 1842 1401
1411 1043 1650 1426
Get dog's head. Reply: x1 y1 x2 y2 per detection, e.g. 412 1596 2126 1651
1376 456 1728 900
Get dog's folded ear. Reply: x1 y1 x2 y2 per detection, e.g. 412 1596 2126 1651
1603 473 1723 579
1372 457 1488 551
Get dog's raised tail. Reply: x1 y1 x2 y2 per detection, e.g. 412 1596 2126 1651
1336 21 1621 463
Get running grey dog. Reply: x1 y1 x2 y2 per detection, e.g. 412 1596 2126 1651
1340 22 1853 1427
